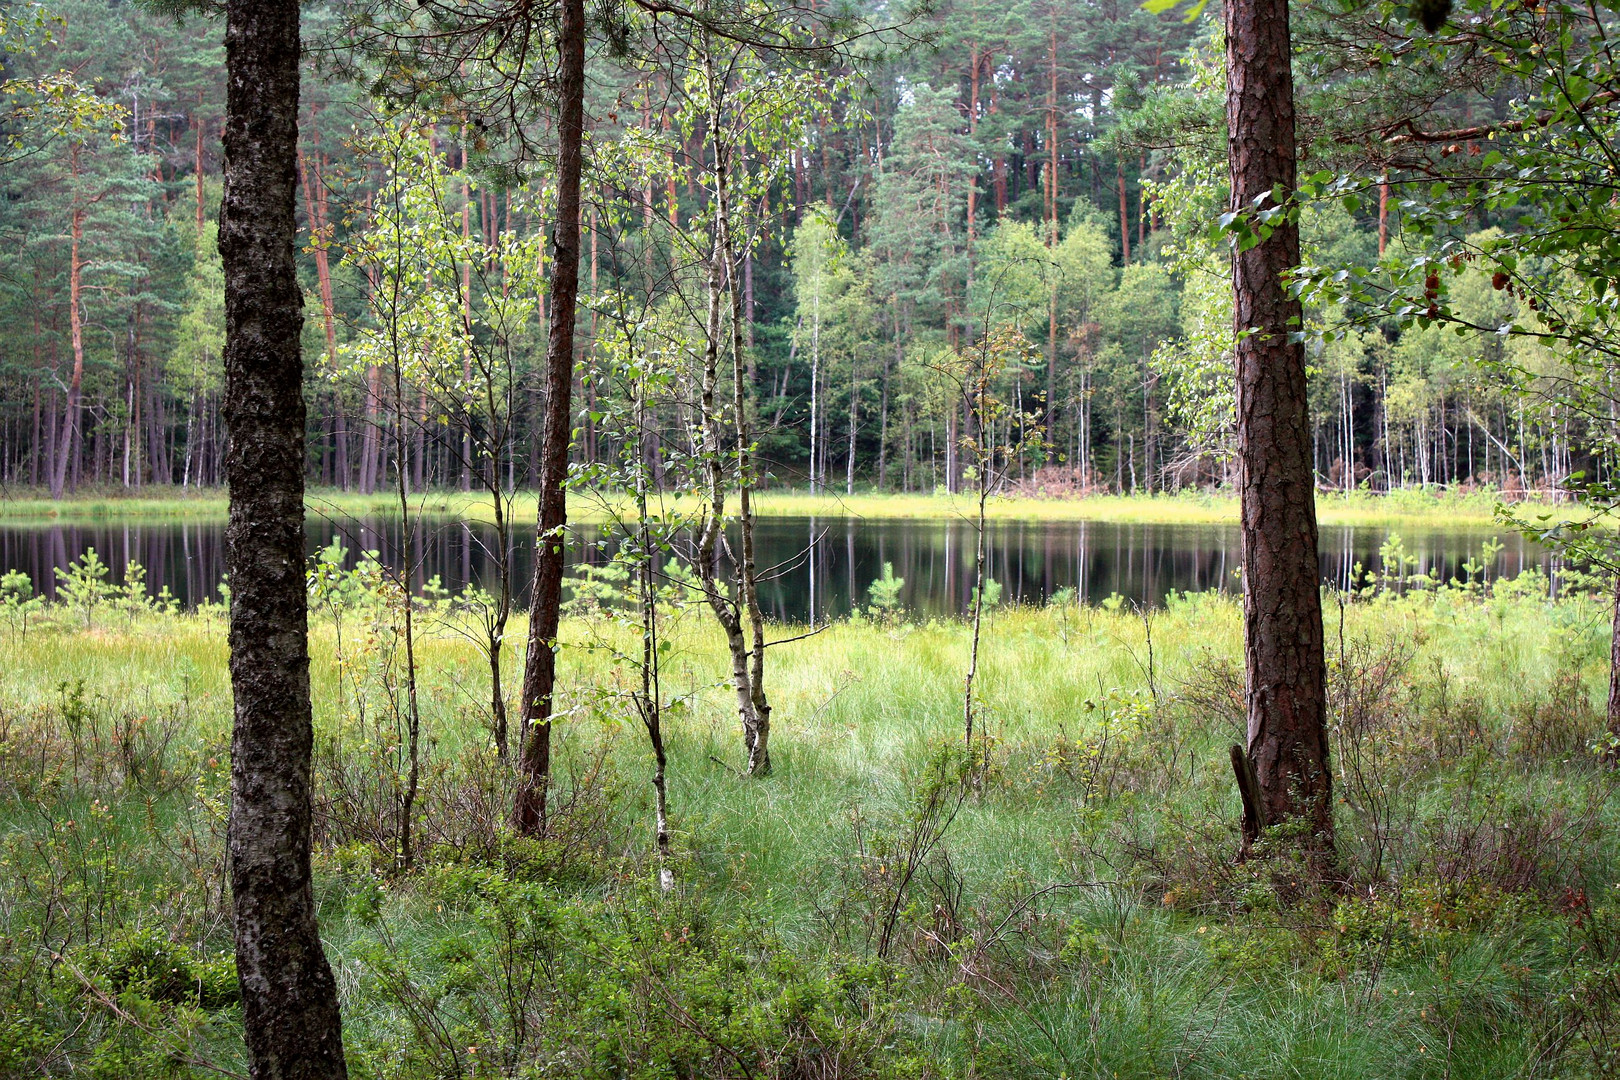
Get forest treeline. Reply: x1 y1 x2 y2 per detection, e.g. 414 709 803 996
0 0 1589 500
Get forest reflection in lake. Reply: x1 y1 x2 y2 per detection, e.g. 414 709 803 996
0 511 1555 620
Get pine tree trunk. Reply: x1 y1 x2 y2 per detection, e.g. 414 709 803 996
52 176 86 501
515 0 586 835
1227 0 1333 862
150 367 172 485
299 131 348 490
220 0 349 1070
1116 161 1130 265
196 95 208 235
967 47 980 246
1377 180 1389 256
30 374 40 487
744 247 755 348
880 319 898 490
847 361 858 494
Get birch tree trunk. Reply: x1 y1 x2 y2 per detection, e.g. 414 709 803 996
220 0 349 1069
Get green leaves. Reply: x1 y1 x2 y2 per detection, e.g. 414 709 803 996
1208 187 1320 252
1141 0 1212 23
0 3 127 163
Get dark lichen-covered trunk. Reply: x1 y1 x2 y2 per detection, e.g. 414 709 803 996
514 0 586 835
1226 0 1334 861
221 0 348 1072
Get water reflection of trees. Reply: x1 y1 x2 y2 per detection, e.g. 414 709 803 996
0 517 1548 617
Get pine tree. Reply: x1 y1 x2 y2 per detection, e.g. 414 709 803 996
1225 0 1334 865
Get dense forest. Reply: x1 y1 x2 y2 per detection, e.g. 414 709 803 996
0 0 1595 500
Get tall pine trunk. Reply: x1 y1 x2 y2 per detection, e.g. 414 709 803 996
220 0 348 1070
1227 0 1333 863
299 124 348 490
52 166 87 500
515 0 586 835
1116 162 1130 265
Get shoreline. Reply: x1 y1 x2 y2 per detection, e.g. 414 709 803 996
0 485 1587 530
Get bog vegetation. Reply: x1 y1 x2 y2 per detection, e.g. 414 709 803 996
1 549 1618 1077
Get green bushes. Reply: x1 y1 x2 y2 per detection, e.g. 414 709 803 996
350 868 917 1079
103 928 239 1010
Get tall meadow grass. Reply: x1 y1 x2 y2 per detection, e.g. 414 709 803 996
0 570 1616 1077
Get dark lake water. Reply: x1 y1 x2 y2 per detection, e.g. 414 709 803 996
0 512 1555 620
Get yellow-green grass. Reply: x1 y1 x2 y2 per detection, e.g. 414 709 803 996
2 581 1608 908
4 580 1584 750
677 487 1565 528
0 483 1586 530
0 488 466 522
2 582 1615 1077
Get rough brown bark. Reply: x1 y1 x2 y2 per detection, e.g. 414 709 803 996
1116 161 1130 265
1377 179 1390 256
514 0 586 835
1226 0 1334 859
967 47 981 246
196 95 208 235
220 0 349 1071
298 127 348 490
51 152 87 501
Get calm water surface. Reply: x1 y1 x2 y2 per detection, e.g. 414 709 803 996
0 512 1554 620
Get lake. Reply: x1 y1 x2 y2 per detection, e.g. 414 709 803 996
0 511 1554 620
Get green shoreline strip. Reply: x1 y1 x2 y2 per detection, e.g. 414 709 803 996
0 486 1590 529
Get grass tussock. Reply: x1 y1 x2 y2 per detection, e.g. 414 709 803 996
0 568 1617 1077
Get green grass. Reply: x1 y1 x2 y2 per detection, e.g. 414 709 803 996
2 572 1617 1077
0 482 1585 529
722 486 1563 527
0 486 471 522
